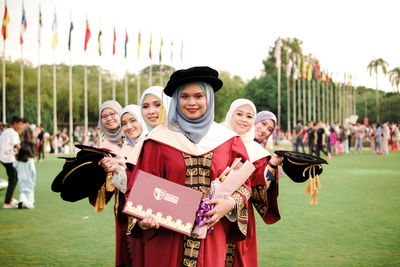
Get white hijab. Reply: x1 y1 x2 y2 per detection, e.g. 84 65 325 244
120 105 148 147
139 86 171 131
222 98 269 162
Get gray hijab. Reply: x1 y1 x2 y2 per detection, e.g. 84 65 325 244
97 100 123 145
167 82 214 144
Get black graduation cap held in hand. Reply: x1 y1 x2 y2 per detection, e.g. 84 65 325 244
51 145 114 202
274 150 328 205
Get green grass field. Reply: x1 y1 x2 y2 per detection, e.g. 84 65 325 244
1 149 400 266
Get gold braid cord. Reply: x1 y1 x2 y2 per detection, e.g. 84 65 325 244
181 152 214 267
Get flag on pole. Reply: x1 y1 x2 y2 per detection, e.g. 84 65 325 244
317 64 321 82
2 3 10 40
159 36 163 63
312 61 316 80
20 3 27 44
51 10 58 50
170 41 173 63
180 40 183 63
137 31 141 59
302 58 307 80
286 59 292 77
68 20 73 51
112 26 116 55
274 38 282 68
307 60 313 81
297 56 301 79
293 55 298 80
149 33 152 59
38 6 42 46
84 18 91 52
326 71 330 84
98 28 102 56
124 29 128 58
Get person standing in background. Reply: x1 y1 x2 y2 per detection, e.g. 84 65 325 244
37 124 46 162
13 145 36 209
294 120 305 153
0 116 24 208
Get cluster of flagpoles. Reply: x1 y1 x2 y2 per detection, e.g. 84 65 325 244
274 38 357 133
1 2 183 153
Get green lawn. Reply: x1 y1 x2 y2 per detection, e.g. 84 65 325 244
1 149 400 266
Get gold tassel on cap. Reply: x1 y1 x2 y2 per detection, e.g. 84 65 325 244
105 172 115 192
94 184 106 212
305 177 312 195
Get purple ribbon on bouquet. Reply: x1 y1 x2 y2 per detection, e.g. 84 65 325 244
195 197 215 234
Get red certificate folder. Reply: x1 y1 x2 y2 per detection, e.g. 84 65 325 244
123 170 203 236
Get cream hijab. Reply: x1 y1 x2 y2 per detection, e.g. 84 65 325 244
139 86 171 131
222 98 269 162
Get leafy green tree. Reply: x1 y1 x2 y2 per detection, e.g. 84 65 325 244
367 58 389 122
388 67 400 93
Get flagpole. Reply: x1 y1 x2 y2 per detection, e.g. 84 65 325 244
2 40 5 123
297 75 301 122
308 78 311 122
124 70 128 106
84 55 88 144
137 69 141 105
302 76 306 125
317 79 320 122
293 75 296 128
53 51 58 155
326 79 330 124
37 41 41 126
20 44 24 117
322 80 325 123
330 80 334 124
98 65 102 108
286 70 290 134
312 79 316 122
339 83 342 123
69 50 73 153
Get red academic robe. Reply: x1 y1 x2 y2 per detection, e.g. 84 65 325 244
232 156 280 267
125 123 252 267
88 139 138 267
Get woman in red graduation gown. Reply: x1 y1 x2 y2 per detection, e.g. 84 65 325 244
125 66 252 267
221 99 283 267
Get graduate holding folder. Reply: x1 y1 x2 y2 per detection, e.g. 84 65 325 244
125 66 252 267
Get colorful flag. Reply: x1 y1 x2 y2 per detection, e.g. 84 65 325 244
137 31 141 59
317 64 321 83
286 59 292 77
307 60 313 81
51 10 58 50
312 62 316 80
170 41 173 63
38 6 42 45
180 40 183 63
274 38 283 68
84 19 90 52
1 3 10 40
68 21 73 51
20 3 27 44
326 71 330 84
124 29 128 58
98 28 102 56
293 55 298 80
112 26 116 55
297 56 301 79
302 58 307 80
149 33 152 59
159 37 163 63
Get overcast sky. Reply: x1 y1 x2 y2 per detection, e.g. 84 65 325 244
2 0 399 92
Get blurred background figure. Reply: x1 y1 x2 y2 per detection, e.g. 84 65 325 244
13 145 36 209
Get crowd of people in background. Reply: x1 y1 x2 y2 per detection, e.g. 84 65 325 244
287 119 400 159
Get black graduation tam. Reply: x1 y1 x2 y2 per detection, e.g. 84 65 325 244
274 150 328 205
163 66 223 97
51 145 114 202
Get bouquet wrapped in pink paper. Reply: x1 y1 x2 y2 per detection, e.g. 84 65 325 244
192 158 255 239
